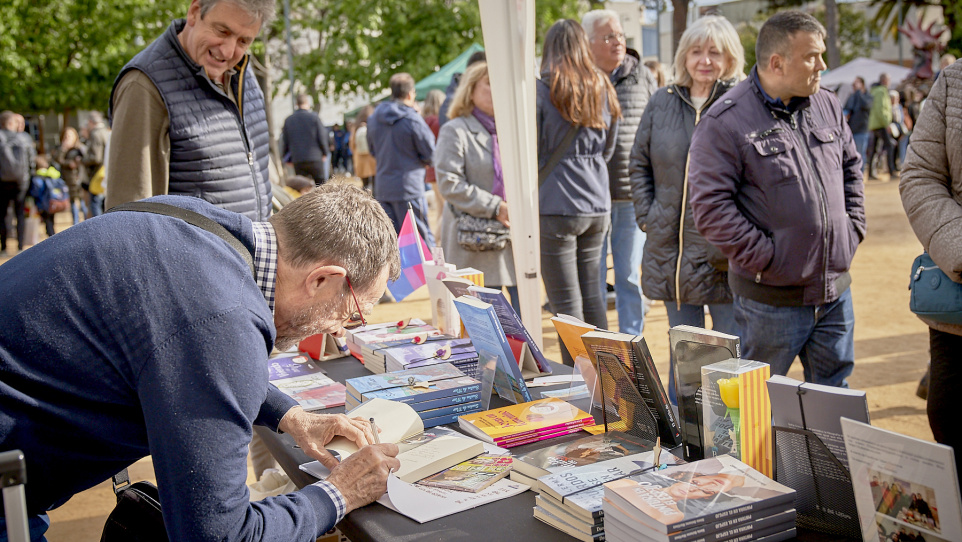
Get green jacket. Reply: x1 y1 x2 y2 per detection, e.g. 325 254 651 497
868 84 892 131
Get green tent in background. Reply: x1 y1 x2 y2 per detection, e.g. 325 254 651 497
345 43 484 119
414 43 484 100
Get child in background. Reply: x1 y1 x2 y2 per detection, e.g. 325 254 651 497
30 156 70 238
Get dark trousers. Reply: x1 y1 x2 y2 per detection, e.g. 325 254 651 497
867 127 897 176
928 327 962 490
294 160 329 185
541 214 609 366
379 197 436 249
0 182 25 251
40 212 55 237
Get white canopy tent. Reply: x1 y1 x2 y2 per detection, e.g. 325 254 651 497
821 57 913 103
479 0 544 347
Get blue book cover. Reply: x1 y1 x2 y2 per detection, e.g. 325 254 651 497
346 388 483 413
359 377 482 404
268 353 324 381
453 295 532 404
417 400 482 419
345 363 466 396
422 411 470 429
469 286 552 375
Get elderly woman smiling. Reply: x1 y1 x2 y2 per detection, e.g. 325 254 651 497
628 15 745 403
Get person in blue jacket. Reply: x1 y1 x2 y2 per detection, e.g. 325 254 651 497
0 184 401 541
367 72 437 247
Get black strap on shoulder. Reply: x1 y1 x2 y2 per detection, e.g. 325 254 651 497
106 201 255 277
538 123 580 187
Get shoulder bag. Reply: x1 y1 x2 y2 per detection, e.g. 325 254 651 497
909 252 962 325
100 201 256 542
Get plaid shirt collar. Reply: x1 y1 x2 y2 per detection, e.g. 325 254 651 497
250 222 278 314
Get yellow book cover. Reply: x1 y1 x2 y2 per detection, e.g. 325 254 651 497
701 359 772 477
550 314 596 362
458 398 593 443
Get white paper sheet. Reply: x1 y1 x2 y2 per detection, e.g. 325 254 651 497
379 473 530 523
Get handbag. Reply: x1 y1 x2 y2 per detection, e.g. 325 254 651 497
909 252 962 325
100 469 169 542
889 121 904 140
457 212 511 252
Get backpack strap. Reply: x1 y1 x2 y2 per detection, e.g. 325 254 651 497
106 201 255 278
538 123 580 187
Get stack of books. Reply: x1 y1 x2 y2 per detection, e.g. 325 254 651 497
363 337 479 379
458 398 594 449
511 431 656 487
344 363 483 428
344 319 443 363
268 353 346 411
416 454 514 493
533 449 683 542
603 455 797 542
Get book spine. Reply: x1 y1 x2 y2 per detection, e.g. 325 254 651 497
669 509 795 542
404 391 483 411
390 382 483 405
666 492 796 533
490 418 595 445
497 425 591 448
632 339 683 446
421 411 470 429
418 401 482 419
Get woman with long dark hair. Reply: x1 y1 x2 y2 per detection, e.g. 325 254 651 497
538 19 620 365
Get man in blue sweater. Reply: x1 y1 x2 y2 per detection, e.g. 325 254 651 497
0 184 401 541
367 72 437 247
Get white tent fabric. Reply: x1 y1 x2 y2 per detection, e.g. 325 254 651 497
821 57 913 89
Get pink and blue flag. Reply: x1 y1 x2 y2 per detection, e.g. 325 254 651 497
387 209 432 301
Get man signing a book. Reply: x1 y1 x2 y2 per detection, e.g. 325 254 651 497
0 184 401 541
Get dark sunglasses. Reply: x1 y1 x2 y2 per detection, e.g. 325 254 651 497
344 276 367 330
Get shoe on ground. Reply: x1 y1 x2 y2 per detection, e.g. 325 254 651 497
916 368 929 401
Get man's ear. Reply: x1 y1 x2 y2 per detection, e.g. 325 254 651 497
769 52 785 76
304 265 348 299
186 0 202 25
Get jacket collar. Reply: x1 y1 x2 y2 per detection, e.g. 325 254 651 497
462 113 493 152
611 49 641 85
750 66 811 117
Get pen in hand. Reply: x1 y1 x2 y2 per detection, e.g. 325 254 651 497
369 417 381 445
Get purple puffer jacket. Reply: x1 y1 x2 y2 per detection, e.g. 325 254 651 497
689 71 866 307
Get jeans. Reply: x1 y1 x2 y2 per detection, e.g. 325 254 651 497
851 132 869 173
734 289 855 387
0 183 25 251
867 127 897 176
599 200 646 335
0 514 50 542
664 302 737 404
541 214 609 366
928 327 962 491
380 196 436 248
88 193 104 217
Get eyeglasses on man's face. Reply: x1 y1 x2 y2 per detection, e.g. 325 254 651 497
344 276 367 330
599 32 626 45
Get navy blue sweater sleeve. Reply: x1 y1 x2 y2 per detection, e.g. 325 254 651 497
139 307 337 541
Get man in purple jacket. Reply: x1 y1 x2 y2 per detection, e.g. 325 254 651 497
689 10 865 387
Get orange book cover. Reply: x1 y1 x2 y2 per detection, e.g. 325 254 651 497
550 315 596 362
458 398 593 442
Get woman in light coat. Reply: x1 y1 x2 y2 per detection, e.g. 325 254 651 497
434 62 518 309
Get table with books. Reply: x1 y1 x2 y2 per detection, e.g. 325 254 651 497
256 353 849 542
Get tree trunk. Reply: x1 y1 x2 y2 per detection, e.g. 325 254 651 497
672 0 689 59
825 0 841 69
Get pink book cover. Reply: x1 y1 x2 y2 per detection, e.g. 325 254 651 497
493 418 595 445
500 426 591 449
291 383 348 410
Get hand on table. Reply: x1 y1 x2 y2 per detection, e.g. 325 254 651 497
327 443 400 513
278 407 377 469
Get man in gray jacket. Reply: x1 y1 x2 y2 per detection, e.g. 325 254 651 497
689 11 865 387
583 10 657 335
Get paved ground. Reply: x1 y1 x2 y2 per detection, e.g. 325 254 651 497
3 174 930 540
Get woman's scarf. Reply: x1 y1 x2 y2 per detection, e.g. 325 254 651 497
471 108 505 199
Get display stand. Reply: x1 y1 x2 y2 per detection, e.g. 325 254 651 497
773 425 861 539
595 350 660 443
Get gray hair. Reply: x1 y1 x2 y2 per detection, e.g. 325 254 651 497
296 93 313 109
198 0 276 27
269 182 400 290
0 111 16 130
88 111 105 125
756 10 825 70
389 73 416 100
672 15 745 88
581 10 619 40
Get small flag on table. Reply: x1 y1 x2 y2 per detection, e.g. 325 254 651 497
387 209 432 301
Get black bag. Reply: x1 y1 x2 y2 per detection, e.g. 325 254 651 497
456 213 510 252
909 252 962 325
101 470 169 542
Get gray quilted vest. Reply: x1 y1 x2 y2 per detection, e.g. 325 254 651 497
109 19 271 221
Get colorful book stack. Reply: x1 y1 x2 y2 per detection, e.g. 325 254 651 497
379 337 479 379
416 454 514 493
513 431 655 481
268 353 346 411
344 319 443 363
534 449 683 542
344 363 483 428
457 398 594 448
602 455 797 542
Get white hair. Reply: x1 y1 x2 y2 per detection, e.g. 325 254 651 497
581 10 620 40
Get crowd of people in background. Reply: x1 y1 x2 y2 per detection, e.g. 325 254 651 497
3 3 962 533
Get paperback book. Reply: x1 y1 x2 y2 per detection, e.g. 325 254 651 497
416 454 514 493
468 285 552 377
513 431 655 479
602 455 795 535
581 330 682 446
457 397 593 446
701 358 772 477
267 353 323 381
841 418 962 542
668 325 740 462
345 363 469 402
